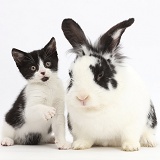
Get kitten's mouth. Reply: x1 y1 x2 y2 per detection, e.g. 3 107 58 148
41 77 49 82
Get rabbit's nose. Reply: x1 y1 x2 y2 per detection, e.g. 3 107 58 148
77 95 89 101
76 95 89 106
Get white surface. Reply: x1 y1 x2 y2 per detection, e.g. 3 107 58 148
0 0 160 159
0 144 160 160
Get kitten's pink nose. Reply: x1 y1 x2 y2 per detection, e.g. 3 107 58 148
41 72 45 75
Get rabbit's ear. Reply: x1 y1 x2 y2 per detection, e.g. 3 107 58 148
97 18 134 53
62 19 89 48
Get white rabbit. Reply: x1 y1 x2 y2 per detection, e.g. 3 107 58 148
62 18 157 151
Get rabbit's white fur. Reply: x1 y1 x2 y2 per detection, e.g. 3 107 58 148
62 18 157 151
66 48 155 150
67 47 156 151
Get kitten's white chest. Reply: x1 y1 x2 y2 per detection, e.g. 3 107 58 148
25 82 56 107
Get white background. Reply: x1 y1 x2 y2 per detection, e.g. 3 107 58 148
0 0 160 159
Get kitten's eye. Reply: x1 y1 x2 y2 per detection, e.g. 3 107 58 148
45 62 51 67
97 71 104 81
30 66 36 71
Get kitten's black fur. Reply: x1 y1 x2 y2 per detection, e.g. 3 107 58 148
5 88 26 128
12 37 58 80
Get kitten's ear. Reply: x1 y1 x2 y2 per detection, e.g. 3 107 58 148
44 37 56 52
12 48 26 64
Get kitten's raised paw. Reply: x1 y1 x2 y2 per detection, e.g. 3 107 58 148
56 141 71 150
72 140 92 150
43 107 56 121
122 141 140 151
1 137 14 146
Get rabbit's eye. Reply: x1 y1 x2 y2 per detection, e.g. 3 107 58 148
97 71 104 81
30 66 36 71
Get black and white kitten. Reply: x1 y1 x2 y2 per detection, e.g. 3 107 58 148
1 37 70 149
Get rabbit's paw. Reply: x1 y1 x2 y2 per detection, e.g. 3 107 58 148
72 140 92 150
122 141 140 151
1 137 14 146
140 135 156 147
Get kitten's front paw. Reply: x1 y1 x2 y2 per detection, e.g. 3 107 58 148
55 141 71 150
72 140 92 150
122 141 140 151
1 137 14 146
43 107 56 121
